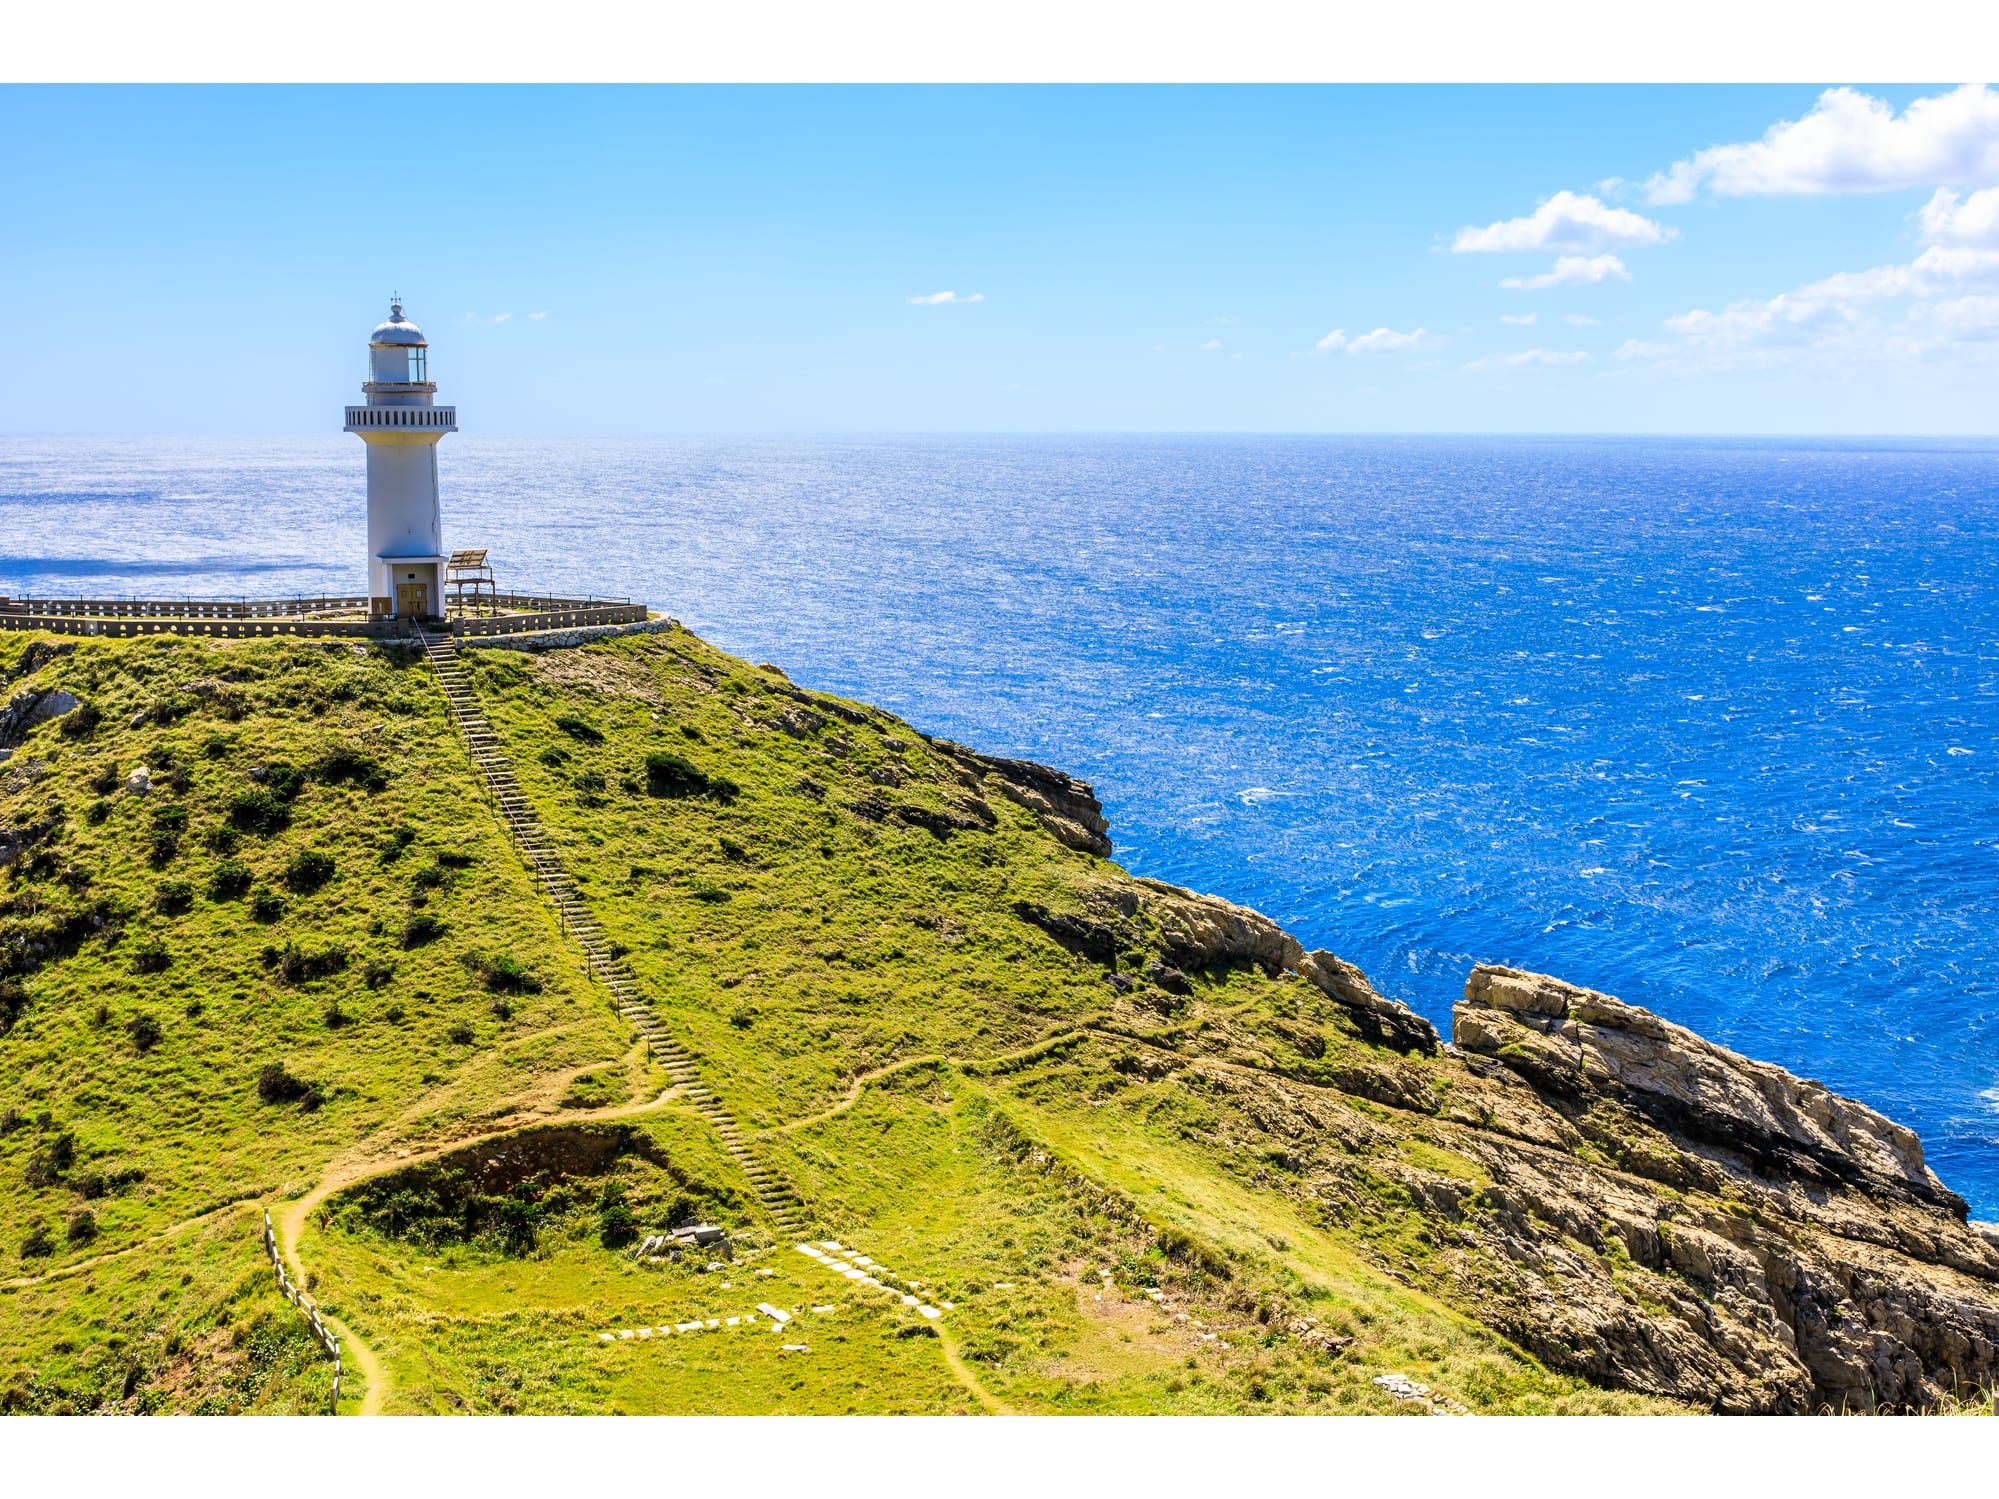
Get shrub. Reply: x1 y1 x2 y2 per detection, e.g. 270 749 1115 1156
129 941 170 976
88 764 121 795
537 747 569 768
209 859 252 900
410 861 447 893
729 1005 756 1029
400 913 446 948
554 715 603 743
19 1224 54 1259
261 941 346 984
362 960 395 989
248 886 286 923
435 851 475 869
23 1131 75 1187
445 1022 475 1045
643 751 705 796
461 950 542 995
203 824 240 855
127 1014 162 1052
688 881 730 903
58 702 102 740
255 1062 322 1109
154 880 194 917
264 763 306 801
680 723 703 741
492 1185 543 1254
227 787 289 836
0 979 26 1037
281 849 336 894
147 804 187 868
85 799 113 826
597 1183 638 1248
65 1209 97 1246
574 770 606 793
314 745 388 791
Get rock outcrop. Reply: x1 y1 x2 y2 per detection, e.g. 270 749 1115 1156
1134 878 1441 1055
1457 964 1961 1213
1428 964 1999 1410
935 740 1114 857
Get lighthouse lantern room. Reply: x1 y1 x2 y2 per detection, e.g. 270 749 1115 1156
343 299 457 619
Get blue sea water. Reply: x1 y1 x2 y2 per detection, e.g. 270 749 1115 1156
3 434 1997 1216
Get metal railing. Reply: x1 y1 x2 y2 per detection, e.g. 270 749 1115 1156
0 595 648 640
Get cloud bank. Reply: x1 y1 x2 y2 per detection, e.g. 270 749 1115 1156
1647 85 1999 204
908 290 984 306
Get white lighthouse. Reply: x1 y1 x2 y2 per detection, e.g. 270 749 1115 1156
343 299 456 619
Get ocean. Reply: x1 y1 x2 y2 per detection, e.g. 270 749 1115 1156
4 433 1996 1216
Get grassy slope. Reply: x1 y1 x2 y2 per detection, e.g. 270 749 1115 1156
1 627 1676 1414
0 634 637 1413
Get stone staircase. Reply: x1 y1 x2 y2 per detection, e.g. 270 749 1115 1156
416 629 808 1240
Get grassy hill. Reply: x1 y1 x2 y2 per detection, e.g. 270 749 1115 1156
6 624 1982 1415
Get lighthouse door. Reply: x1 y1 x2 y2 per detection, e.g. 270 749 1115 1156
396 581 429 618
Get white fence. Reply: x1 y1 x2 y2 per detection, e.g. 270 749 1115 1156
261 1209 344 1412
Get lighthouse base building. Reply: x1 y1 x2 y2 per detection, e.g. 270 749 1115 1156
344 300 456 619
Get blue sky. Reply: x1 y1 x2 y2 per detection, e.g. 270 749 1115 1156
5 84 1998 434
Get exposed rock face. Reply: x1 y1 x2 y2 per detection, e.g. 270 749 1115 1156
935 740 1114 857
1458 964 1960 1213
1434 964 1999 1411
1134 878 1441 1055
0 688 82 756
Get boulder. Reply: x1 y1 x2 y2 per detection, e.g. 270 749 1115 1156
127 766 152 795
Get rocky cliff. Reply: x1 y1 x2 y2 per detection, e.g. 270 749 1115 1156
985 762 1999 1411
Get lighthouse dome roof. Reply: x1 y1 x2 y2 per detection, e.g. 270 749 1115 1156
370 301 426 346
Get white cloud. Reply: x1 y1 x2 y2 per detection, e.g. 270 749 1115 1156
1664 246 1999 351
1201 338 1223 351
1565 313 1602 327
1614 339 1671 360
1463 348 1593 371
529 311 548 320
1647 85 1999 204
1453 191 1673 254
492 312 512 324
1500 313 1538 325
1208 315 1240 325
1315 326 1429 354
908 290 984 306
1920 186 1999 248
1500 254 1632 291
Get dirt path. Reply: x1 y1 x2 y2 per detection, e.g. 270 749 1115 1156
0 1194 263 1293
935 1322 1014 1415
754 1031 1089 1141
271 1082 696 1415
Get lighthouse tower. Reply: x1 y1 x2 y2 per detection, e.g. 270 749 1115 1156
343 299 456 619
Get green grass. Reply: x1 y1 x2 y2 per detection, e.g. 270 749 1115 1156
1 627 1685 1414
